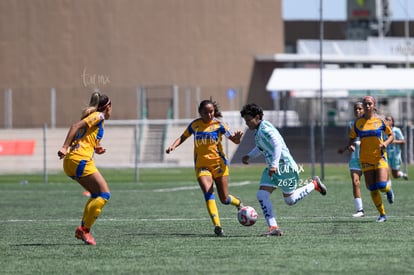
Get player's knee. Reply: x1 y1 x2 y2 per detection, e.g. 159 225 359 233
368 181 387 191
204 192 215 201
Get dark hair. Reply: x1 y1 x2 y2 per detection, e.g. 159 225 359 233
97 94 111 112
198 99 222 118
240 103 263 120
385 115 394 126
354 102 363 109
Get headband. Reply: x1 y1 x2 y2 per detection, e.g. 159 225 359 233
98 99 111 112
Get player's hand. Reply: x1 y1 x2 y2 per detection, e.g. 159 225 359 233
268 166 277 177
337 148 345 154
57 147 67 159
233 130 243 140
166 146 174 154
242 155 250 164
230 130 244 144
95 146 106 154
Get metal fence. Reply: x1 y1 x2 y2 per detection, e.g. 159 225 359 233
1 121 412 183
1 85 245 129
3 86 414 129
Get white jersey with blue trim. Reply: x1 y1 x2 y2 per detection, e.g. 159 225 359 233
247 120 298 171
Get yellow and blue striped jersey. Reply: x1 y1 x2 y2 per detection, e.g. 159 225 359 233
349 115 392 164
182 118 232 168
66 111 105 161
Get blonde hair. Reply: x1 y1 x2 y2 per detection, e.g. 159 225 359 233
81 92 100 118
81 91 111 118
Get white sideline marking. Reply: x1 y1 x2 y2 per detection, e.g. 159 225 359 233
2 215 414 223
152 181 252 192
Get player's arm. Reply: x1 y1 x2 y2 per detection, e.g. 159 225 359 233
393 129 405 144
345 123 359 153
166 134 188 154
242 147 261 164
381 122 394 149
381 131 394 149
268 130 282 177
57 119 88 159
339 138 357 153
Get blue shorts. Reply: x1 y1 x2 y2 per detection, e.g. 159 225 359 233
260 163 299 193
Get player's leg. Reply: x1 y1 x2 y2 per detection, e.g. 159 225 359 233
197 171 223 236
391 157 408 180
212 162 243 208
256 169 282 236
364 167 387 222
350 169 364 217
77 171 110 227
76 171 111 245
64 158 110 245
377 166 394 205
283 176 326 206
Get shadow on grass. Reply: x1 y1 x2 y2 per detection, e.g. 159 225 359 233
11 243 87 247
123 232 261 238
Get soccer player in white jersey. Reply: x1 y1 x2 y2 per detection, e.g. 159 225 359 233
338 102 365 217
385 116 408 181
240 103 327 236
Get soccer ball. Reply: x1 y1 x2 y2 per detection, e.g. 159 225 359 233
237 206 258 226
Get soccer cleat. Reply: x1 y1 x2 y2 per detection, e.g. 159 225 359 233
352 210 365 218
75 226 96 245
312 176 327 195
263 226 283 237
402 173 408 180
214 226 224 237
376 215 387 223
386 189 394 204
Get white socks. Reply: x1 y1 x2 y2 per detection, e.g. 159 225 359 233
284 182 314 206
354 197 363 212
256 189 278 227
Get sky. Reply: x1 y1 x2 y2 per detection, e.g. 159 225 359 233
282 0 412 21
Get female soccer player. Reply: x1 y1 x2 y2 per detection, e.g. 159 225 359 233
347 96 394 222
240 103 327 236
165 99 244 236
338 102 365 217
384 115 408 181
57 91 112 245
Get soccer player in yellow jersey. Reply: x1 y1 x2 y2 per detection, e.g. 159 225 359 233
57 91 112 245
166 99 244 236
348 96 394 222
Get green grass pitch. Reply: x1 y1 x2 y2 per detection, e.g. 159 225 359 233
1 164 413 274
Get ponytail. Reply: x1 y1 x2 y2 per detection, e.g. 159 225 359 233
81 91 110 118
